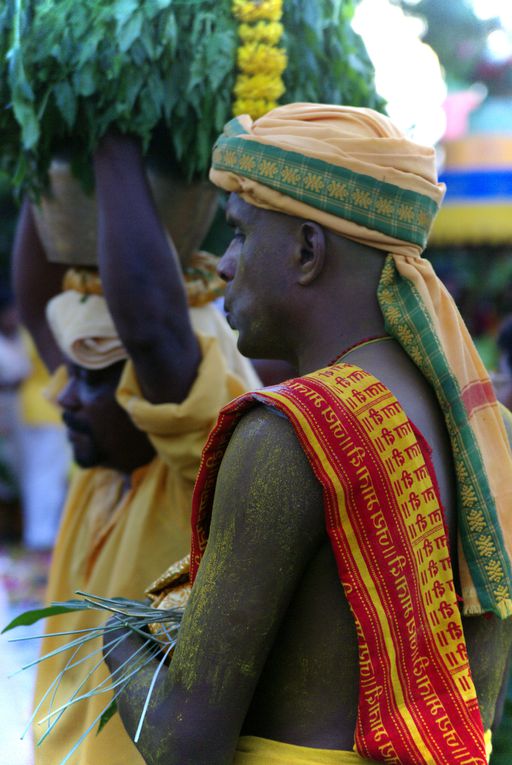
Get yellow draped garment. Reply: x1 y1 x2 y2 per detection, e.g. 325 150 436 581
34 321 259 765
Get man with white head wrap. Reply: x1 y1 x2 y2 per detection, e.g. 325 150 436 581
13 133 260 765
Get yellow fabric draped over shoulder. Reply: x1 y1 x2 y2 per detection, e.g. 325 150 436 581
209 103 512 618
34 328 259 765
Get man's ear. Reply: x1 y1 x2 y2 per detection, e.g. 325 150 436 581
295 221 326 285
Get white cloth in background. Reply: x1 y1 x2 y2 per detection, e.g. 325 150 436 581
18 425 70 550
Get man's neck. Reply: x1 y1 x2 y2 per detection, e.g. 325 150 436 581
297 319 388 376
101 446 156 480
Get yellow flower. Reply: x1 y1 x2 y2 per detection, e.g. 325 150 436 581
460 483 478 507
379 260 395 286
417 210 430 229
281 166 301 185
378 287 394 305
385 305 401 324
239 154 256 172
232 0 283 23
410 347 423 366
232 99 278 119
231 0 285 119
224 150 238 166
234 73 285 101
304 173 324 193
239 21 283 44
237 42 287 76
396 326 415 346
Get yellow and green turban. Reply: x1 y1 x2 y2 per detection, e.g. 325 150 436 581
210 103 512 619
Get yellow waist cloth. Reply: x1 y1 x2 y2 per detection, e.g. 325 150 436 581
234 737 380 764
234 733 493 764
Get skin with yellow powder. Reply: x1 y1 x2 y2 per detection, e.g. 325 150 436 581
105 195 512 765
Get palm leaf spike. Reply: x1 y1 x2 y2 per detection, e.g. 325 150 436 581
37 628 128 742
12 626 105 674
134 639 175 743
58 679 137 765
57 640 167 765
8 625 110 641
37 642 87 744
36 634 159 764
23 619 150 739
20 643 83 741
37 629 155 731
35 626 138 740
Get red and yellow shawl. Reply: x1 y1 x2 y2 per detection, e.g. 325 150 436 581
191 363 488 764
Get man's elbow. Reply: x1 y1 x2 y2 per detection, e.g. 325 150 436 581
136 713 238 765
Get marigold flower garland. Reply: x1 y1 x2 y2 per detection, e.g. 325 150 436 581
232 0 287 119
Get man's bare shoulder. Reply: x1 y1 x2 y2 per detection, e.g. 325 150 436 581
227 403 304 456
211 403 324 542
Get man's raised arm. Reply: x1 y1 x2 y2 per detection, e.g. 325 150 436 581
93 134 201 404
11 197 67 372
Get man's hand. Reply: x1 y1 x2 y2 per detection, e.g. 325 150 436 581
102 616 171 759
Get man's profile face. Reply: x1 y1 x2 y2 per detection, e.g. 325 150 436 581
218 193 294 360
57 360 151 470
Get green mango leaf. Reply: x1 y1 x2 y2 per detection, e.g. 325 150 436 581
112 0 139 24
53 80 77 127
2 604 80 633
162 12 177 52
72 64 96 97
97 699 118 734
118 11 143 54
14 102 39 149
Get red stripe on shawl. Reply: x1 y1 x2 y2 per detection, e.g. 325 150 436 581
190 368 487 764
461 380 497 417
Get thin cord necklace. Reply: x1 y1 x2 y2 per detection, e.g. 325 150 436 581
328 334 393 367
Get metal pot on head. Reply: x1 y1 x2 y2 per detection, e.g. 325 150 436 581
32 158 219 268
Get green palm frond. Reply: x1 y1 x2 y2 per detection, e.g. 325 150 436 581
4 591 183 765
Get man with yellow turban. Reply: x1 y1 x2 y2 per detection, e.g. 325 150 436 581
12 133 261 764
104 104 512 764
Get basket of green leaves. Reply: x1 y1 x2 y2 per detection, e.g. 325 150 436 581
0 0 383 264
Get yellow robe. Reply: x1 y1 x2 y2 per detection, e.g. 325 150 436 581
34 329 258 765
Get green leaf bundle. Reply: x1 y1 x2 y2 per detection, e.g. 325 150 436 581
1 0 239 191
282 0 385 111
0 0 384 193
